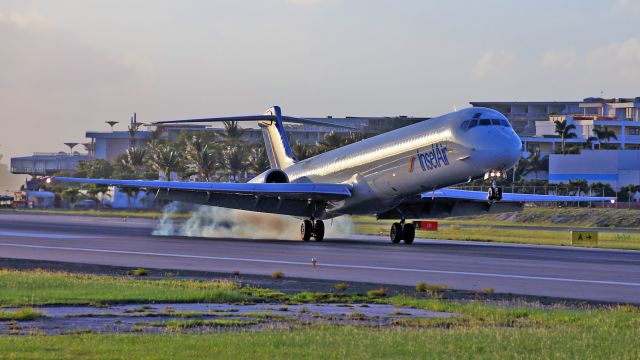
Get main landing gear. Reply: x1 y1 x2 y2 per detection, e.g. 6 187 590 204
389 219 415 245
301 219 325 242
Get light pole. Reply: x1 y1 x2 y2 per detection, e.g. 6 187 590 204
64 142 79 154
106 121 119 130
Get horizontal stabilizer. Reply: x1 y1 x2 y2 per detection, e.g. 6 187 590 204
153 114 356 130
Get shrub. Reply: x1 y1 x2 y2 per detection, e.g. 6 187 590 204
416 282 448 295
0 308 44 321
334 282 349 292
367 287 388 298
271 271 284 279
132 268 147 276
481 287 495 294
347 311 368 320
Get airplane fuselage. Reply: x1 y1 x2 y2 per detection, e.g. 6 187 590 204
252 107 522 218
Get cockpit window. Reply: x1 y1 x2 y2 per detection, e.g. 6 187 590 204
460 120 470 130
490 119 501 125
468 119 478 129
479 119 491 126
500 119 511 127
473 112 482 119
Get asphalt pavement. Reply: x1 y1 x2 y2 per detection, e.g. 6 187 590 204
0 212 639 303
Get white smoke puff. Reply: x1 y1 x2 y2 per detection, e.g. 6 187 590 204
153 202 354 240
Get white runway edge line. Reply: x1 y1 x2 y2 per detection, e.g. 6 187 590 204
1 242 639 288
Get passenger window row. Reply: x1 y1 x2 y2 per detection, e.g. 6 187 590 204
460 118 511 130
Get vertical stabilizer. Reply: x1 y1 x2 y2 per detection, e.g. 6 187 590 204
259 106 296 169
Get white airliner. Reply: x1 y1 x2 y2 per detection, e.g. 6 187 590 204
51 106 615 244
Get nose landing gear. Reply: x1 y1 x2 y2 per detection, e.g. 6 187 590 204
389 219 415 244
487 185 503 201
485 170 505 202
301 219 325 242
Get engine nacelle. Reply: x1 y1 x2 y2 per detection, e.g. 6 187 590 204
264 169 289 183
250 168 290 184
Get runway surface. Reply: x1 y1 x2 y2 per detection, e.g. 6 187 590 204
0 212 639 303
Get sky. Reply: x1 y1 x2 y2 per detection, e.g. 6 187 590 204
1 0 640 189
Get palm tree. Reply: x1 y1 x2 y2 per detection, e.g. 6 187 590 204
592 126 618 149
292 142 316 160
553 119 577 153
186 135 219 182
584 136 598 150
148 143 181 180
317 131 345 153
221 121 246 144
513 156 528 183
568 179 588 196
522 151 548 180
223 145 248 182
247 147 270 175
122 147 147 176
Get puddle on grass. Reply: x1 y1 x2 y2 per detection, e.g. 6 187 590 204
0 303 460 335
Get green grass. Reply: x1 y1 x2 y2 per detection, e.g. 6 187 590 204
356 223 640 250
0 270 375 307
353 207 640 229
1 322 639 359
0 270 639 358
0 269 246 307
0 308 43 321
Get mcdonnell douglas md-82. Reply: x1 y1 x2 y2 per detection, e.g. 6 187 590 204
50 106 615 244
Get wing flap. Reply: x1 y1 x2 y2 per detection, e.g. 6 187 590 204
53 177 352 201
423 188 616 203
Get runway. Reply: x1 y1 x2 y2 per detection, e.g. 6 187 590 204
0 212 639 303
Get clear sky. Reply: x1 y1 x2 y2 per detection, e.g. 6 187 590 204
1 0 639 186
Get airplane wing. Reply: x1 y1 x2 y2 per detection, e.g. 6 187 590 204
376 188 615 219
51 177 351 217
426 188 616 203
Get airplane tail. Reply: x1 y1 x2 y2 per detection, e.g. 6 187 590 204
152 106 355 170
259 106 296 169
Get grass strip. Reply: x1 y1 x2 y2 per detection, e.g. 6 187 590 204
1 323 639 359
0 308 43 321
356 223 640 250
0 269 245 307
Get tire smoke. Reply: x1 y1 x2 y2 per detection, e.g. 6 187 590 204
153 202 354 240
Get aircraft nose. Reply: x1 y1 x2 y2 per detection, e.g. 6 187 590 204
469 127 521 169
495 130 522 168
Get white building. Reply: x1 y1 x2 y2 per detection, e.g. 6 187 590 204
470 100 581 136
522 97 640 156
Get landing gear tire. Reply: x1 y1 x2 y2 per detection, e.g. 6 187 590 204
390 223 403 243
402 223 415 244
487 186 503 201
313 220 325 242
301 220 312 241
